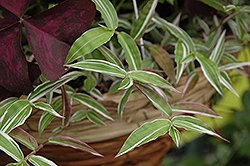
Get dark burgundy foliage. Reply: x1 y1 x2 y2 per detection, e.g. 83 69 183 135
0 0 96 101
185 0 218 17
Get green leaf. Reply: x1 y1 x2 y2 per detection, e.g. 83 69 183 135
135 84 172 117
222 52 239 63
65 27 115 64
7 160 29 166
172 115 227 141
131 0 158 40
171 102 221 118
73 93 113 120
33 102 64 118
119 76 133 90
118 86 135 119
49 135 102 157
92 0 118 30
153 16 195 53
195 53 223 95
70 110 88 122
169 126 181 147
209 30 226 65
67 59 127 78
219 62 250 71
108 80 122 94
149 45 175 83
0 97 18 117
61 86 72 127
27 71 83 102
97 45 124 68
0 100 32 134
199 0 227 11
128 70 180 93
28 155 57 166
116 119 171 157
206 26 222 49
84 77 97 93
182 71 199 96
88 88 103 100
0 131 24 162
219 71 239 97
197 17 210 34
9 127 38 150
87 111 106 126
117 32 142 70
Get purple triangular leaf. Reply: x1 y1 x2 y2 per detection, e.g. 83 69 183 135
0 0 30 18
0 5 19 30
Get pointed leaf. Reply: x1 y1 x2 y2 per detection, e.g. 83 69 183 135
219 62 250 71
171 102 221 118
135 84 172 117
222 52 239 64
119 76 133 90
67 59 127 78
0 97 18 117
84 77 97 93
92 0 118 29
65 27 114 64
73 93 113 120
0 0 30 18
108 80 122 94
128 70 180 93
29 155 57 166
33 102 64 118
0 100 32 134
9 127 38 150
131 0 158 40
169 126 181 147
199 0 227 11
219 71 239 97
182 71 199 96
118 86 135 119
70 110 88 122
149 45 175 83
117 32 142 70
0 131 23 162
87 111 106 126
195 53 223 95
61 86 72 127
49 135 102 157
116 119 171 157
6 160 29 166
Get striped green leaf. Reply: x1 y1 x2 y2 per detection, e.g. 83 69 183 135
149 45 175 83
117 32 142 70
182 71 199 96
172 115 227 141
88 88 103 100
97 45 124 68
28 155 57 166
219 62 250 71
49 135 102 157
67 60 127 78
153 16 195 53
118 86 135 119
219 71 239 97
0 131 24 162
9 127 38 150
135 84 172 117
209 30 226 65
73 93 113 120
206 27 222 49
116 119 171 157
119 76 133 90
108 80 122 94
169 126 181 147
28 71 83 103
61 86 72 127
87 111 106 126
222 52 239 63
171 102 221 118
128 70 180 93
199 0 227 11
6 160 29 166
65 27 115 64
197 17 210 34
92 0 118 30
70 110 88 122
131 0 158 40
0 97 18 117
33 102 64 118
195 53 223 95
228 19 242 39
0 100 32 134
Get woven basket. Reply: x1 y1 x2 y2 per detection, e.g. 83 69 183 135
0 70 215 166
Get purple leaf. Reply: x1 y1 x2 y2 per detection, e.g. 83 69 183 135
0 0 30 18
0 5 19 30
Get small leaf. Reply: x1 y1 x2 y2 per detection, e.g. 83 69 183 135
87 111 106 126
119 76 133 90
67 59 127 78
195 52 223 95
73 93 113 120
182 71 199 96
28 155 57 166
149 45 175 83
0 97 18 117
92 0 118 29
171 102 221 118
49 135 103 157
117 32 142 70
219 62 250 71
0 100 32 134
135 84 172 117
0 131 23 162
70 110 88 122
131 0 158 40
33 102 64 118
128 70 180 93
169 126 181 147
108 80 122 94
84 77 97 93
61 86 72 127
9 127 38 150
65 27 115 64
116 119 171 157
219 71 239 97
118 86 135 119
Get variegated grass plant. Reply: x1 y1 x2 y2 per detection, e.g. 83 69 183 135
1 0 250 165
